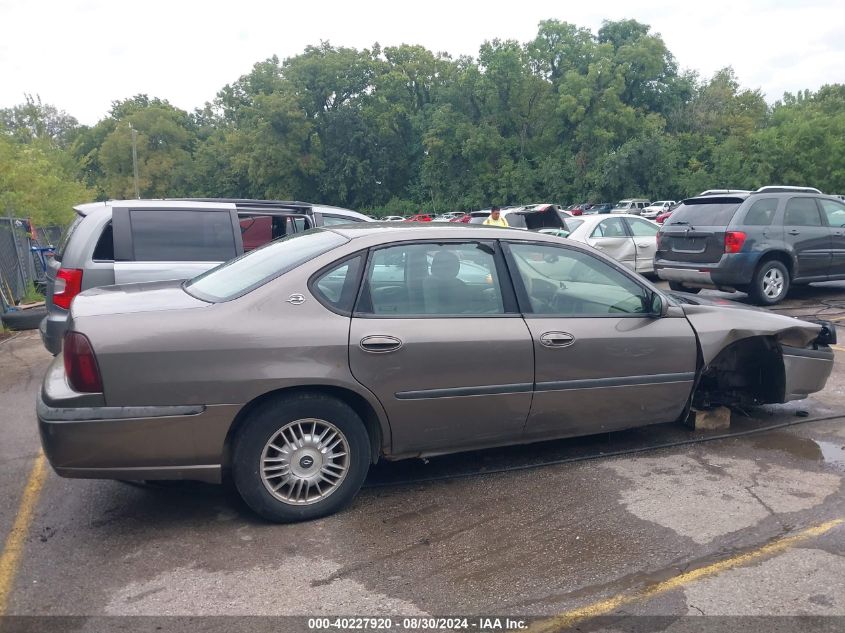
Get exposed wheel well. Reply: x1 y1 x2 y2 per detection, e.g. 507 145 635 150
221 386 385 470
693 336 786 408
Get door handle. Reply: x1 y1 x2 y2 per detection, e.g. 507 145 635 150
834 232 844 236
359 335 403 353
539 332 575 348
593 244 605 250
636 242 651 248
788 230 800 235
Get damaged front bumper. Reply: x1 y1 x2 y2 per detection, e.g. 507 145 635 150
780 344 834 401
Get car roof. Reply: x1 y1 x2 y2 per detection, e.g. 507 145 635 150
74 199 237 216
324 222 571 243
72 199 370 221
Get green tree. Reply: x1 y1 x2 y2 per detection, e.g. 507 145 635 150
0 134 93 225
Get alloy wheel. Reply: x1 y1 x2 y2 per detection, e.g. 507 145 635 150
260 418 350 505
762 268 785 299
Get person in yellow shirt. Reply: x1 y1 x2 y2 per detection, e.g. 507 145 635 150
482 205 508 227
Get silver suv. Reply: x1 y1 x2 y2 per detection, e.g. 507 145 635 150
41 199 370 354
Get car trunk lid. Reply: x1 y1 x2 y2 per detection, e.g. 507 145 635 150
71 280 210 318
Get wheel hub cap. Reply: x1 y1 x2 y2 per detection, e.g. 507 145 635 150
260 419 350 506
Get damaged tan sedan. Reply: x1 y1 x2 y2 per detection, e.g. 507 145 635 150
37 224 836 522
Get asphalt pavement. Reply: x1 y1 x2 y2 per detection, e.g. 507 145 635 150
1 282 844 632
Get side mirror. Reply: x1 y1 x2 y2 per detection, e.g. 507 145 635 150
649 292 668 317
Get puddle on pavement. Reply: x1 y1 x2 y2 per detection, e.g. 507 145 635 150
752 432 845 470
816 440 845 470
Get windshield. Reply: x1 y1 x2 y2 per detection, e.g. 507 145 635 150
665 199 744 226
184 229 347 302
614 202 629 209
563 218 584 232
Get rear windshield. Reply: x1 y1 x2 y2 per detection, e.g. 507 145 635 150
664 199 744 227
469 214 489 224
184 229 347 302
55 214 84 262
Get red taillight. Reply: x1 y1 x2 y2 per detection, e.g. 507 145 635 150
571 209 582 216
53 268 83 310
724 231 747 254
63 332 103 393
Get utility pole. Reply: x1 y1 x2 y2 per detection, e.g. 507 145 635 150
129 123 140 199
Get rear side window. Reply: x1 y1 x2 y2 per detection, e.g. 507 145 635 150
742 198 778 226
92 223 114 261
627 218 658 236
312 255 364 314
665 199 743 226
130 210 237 262
784 198 821 227
819 199 845 228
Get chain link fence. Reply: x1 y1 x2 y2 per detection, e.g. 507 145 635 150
0 217 63 308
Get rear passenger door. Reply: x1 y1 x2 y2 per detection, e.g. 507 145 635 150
348 240 534 455
112 207 239 284
585 217 637 271
783 197 831 280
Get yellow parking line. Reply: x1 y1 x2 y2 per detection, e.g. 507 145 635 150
0 453 47 615
529 518 843 632
830 344 845 353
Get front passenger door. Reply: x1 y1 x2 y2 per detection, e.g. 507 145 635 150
504 241 698 440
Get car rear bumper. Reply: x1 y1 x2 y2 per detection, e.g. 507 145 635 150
655 254 759 289
39 310 67 355
37 357 239 483
781 345 834 402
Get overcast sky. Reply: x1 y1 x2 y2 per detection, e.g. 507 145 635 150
2 0 844 125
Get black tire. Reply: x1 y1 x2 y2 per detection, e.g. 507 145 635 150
1 307 47 331
749 259 790 305
668 282 701 294
232 393 370 523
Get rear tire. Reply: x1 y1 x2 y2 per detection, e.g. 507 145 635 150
749 260 790 305
668 282 701 294
1 307 47 330
232 393 370 523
